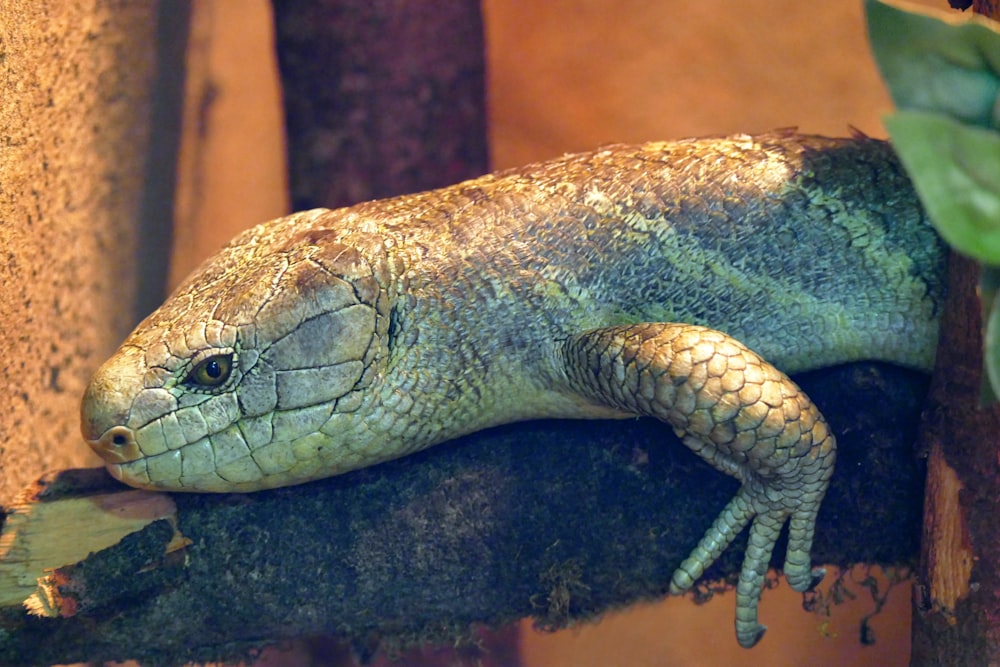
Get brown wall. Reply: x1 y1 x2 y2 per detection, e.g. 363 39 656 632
0 1 183 504
484 0 939 169
169 0 289 291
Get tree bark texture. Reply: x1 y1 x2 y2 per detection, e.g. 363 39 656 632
910 255 1000 667
272 0 490 210
0 1 188 505
0 362 928 666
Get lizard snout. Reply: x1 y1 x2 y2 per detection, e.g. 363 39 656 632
81 346 148 465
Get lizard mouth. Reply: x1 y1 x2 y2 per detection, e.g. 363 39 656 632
103 461 141 486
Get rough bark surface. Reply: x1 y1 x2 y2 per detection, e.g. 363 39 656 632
911 255 1000 667
0 362 927 666
272 0 489 210
0 1 187 505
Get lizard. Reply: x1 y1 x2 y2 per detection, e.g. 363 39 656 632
80 130 945 648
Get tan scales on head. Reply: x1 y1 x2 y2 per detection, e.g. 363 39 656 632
83 212 394 491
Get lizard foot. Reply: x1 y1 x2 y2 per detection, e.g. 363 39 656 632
562 322 835 648
668 474 829 648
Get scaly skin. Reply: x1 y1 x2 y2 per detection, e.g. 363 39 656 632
81 131 945 648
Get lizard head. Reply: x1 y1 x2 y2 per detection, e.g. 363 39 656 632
81 213 394 492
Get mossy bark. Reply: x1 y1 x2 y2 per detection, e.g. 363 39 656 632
0 362 927 666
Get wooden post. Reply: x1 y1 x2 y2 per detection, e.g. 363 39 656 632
910 259 1000 666
271 0 490 211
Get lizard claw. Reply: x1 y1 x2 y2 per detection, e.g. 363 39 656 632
670 472 830 648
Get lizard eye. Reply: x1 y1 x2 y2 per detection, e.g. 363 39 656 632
184 353 233 388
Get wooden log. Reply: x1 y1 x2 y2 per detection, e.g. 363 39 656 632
910 254 1000 666
0 469 184 616
0 361 928 666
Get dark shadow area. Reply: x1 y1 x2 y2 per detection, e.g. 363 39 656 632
134 1 191 322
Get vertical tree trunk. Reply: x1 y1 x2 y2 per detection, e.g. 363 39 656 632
0 1 188 505
911 255 1000 666
271 0 490 211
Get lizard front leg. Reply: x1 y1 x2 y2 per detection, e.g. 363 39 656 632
561 322 836 648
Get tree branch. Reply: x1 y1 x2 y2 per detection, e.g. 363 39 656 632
0 362 927 666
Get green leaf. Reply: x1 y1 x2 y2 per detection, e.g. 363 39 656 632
868 1 1000 402
867 0 1000 129
983 266 1000 404
885 111 1000 264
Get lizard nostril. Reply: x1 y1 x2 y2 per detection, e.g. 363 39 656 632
88 425 142 463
